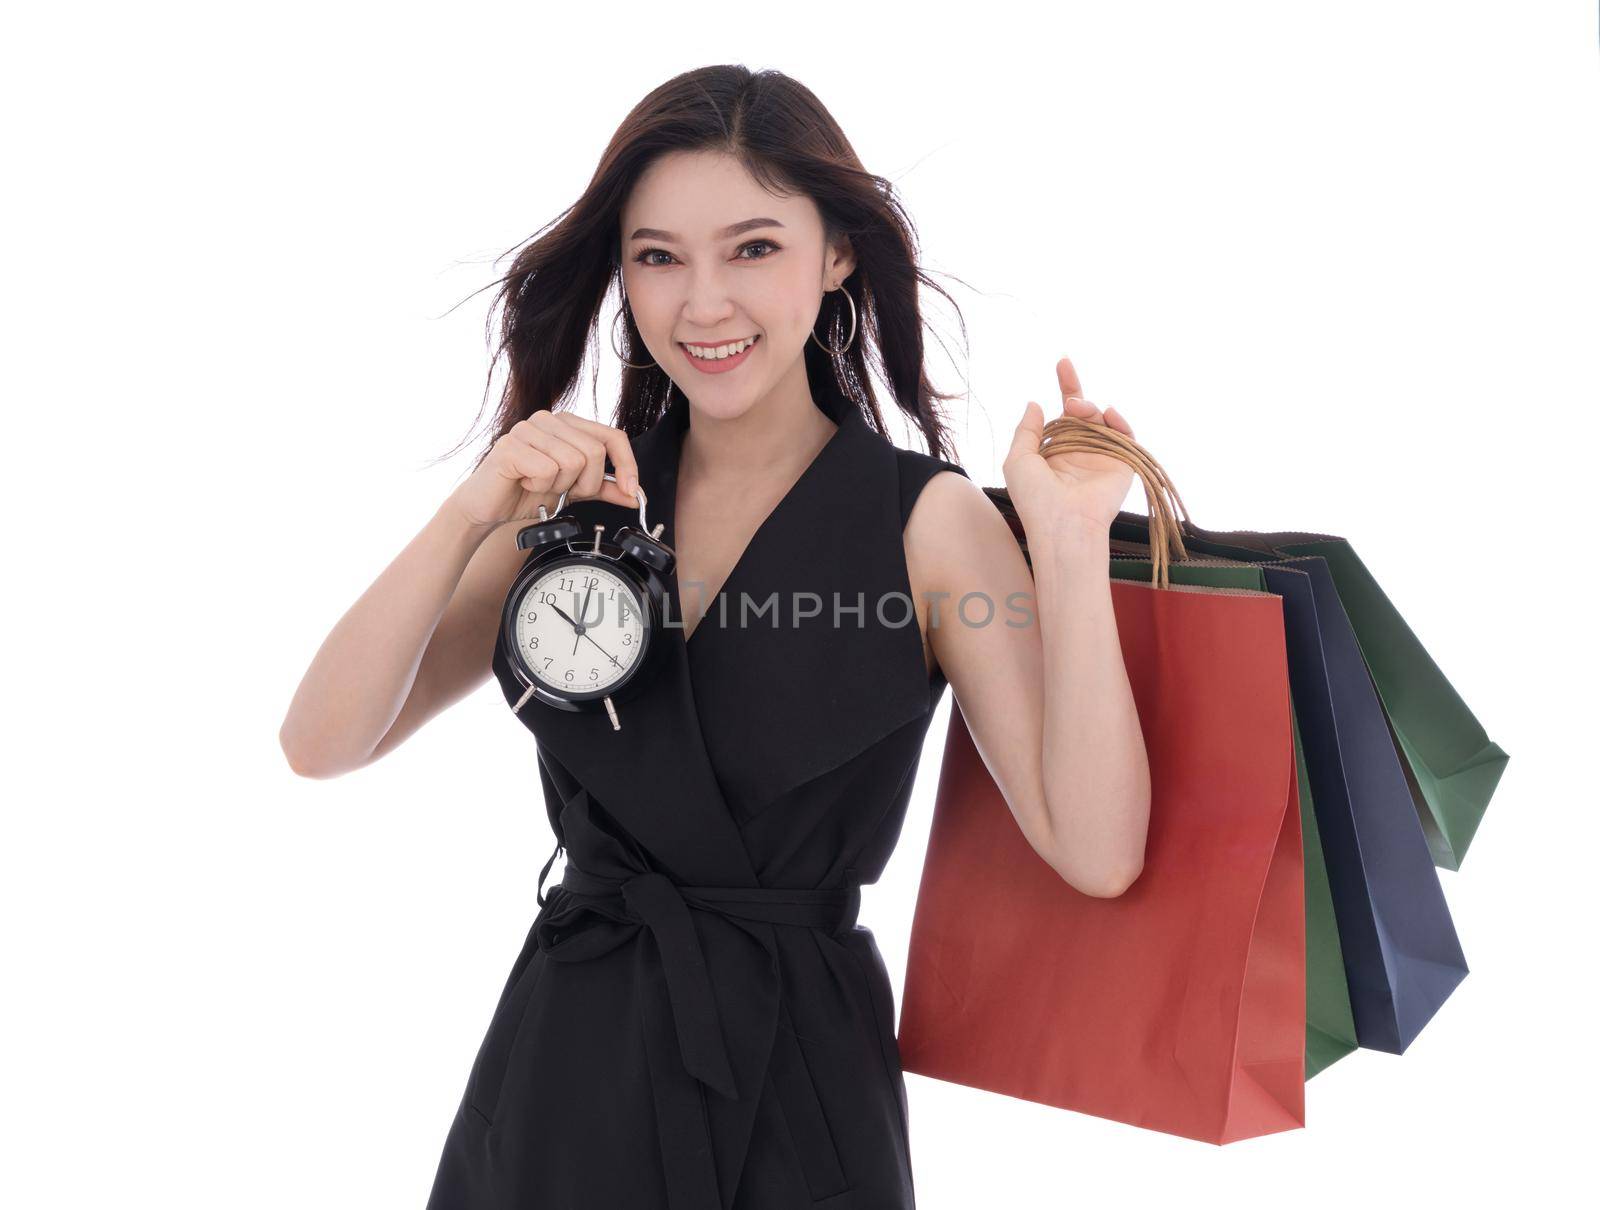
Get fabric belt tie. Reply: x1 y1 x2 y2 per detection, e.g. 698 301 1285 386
532 862 863 1210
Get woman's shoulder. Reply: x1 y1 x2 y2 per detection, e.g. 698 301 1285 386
890 443 971 531
893 440 1015 587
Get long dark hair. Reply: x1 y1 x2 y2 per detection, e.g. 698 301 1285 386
441 64 969 471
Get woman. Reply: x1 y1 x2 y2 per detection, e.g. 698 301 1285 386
280 65 1150 1210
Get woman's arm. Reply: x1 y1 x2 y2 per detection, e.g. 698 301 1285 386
279 410 643 779
278 507 527 779
908 358 1151 897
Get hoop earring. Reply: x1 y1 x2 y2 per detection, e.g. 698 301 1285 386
612 305 658 370
809 286 858 356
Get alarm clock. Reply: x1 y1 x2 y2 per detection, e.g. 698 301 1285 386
498 474 676 732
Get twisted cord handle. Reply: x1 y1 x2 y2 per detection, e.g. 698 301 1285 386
1036 414 1193 588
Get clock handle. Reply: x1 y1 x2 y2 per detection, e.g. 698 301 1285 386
540 474 651 533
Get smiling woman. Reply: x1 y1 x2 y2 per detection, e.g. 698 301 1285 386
280 60 1148 1210
386 65 994 1210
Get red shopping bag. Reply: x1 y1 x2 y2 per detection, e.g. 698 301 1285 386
899 578 1306 1144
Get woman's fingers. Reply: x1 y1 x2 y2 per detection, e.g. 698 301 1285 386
502 425 567 501
553 413 643 506
1055 355 1084 408
513 413 637 509
541 414 616 506
516 413 589 497
1006 399 1046 466
1062 393 1103 421
1056 357 1111 427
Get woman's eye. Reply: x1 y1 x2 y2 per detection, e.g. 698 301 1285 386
632 240 779 267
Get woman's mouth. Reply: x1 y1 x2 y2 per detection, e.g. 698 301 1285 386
679 334 759 374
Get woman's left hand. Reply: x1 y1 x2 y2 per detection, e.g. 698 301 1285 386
1003 355 1137 532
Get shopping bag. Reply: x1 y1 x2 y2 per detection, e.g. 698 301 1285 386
1108 512 1508 871
899 546 1307 1143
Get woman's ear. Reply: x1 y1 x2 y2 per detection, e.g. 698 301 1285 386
826 235 857 288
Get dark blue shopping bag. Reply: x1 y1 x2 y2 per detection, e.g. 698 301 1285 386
1260 559 1468 1053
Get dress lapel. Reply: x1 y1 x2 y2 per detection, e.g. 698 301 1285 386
665 392 936 820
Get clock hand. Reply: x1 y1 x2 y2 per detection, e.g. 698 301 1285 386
544 602 585 655
576 628 624 669
573 586 601 656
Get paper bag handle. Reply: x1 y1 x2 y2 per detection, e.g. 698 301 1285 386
1036 414 1195 588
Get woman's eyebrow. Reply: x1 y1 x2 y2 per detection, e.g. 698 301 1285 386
628 217 786 242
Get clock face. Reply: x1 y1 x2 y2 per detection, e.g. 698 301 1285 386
511 559 649 695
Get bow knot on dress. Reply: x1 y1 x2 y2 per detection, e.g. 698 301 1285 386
530 862 863 1208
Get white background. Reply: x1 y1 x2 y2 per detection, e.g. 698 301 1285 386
5 2 1596 1206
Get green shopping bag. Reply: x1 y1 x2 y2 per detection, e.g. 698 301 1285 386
1294 709 1359 1077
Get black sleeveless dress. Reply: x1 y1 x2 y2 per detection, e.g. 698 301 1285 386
426 389 968 1210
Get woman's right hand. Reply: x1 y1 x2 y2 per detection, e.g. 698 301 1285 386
446 410 643 532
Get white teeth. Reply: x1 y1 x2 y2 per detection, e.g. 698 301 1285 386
683 336 756 360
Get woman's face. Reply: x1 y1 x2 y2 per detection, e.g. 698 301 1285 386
618 150 854 421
